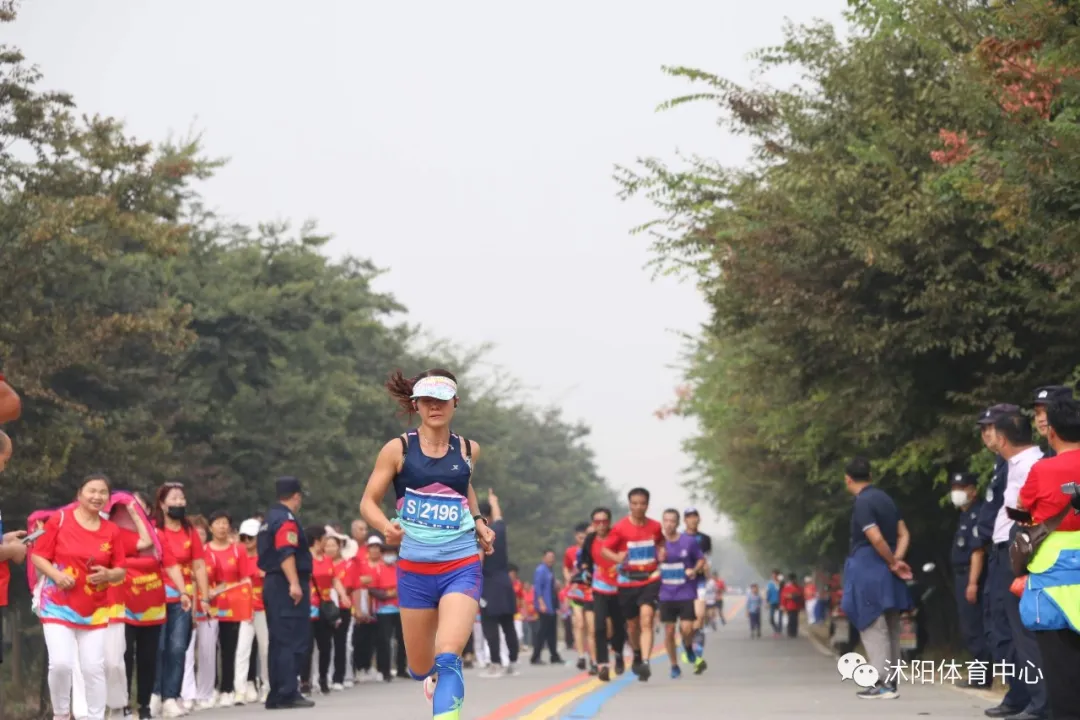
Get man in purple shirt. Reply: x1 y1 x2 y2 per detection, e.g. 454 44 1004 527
659 509 707 678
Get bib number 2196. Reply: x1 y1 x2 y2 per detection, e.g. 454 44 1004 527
401 491 463 531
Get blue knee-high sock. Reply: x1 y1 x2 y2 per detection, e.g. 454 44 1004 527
432 653 465 719
408 665 434 681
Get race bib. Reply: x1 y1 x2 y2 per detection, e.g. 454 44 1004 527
660 563 686 586
400 489 464 531
626 540 656 566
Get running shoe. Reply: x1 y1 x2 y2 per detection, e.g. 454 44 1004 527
670 665 682 679
693 657 707 675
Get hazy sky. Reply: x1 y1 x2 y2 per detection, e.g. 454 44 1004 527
9 0 846 539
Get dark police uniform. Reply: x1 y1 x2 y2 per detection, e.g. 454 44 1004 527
948 472 990 682
258 477 313 709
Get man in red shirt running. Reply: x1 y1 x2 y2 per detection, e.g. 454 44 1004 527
562 522 592 671
602 488 665 681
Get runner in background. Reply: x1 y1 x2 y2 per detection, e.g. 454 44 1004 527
658 509 707 679
704 576 719 630
681 508 712 656
746 583 763 638
602 489 664 682
713 574 726 626
563 523 590 670
584 507 626 682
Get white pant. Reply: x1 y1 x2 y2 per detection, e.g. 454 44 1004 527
182 620 218 702
344 616 354 681
472 621 510 668
44 624 107 720
104 623 127 710
234 612 269 692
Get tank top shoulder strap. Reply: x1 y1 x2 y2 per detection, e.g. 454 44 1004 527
399 430 418 459
455 434 472 460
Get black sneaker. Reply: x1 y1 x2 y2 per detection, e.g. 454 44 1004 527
614 656 625 675
637 662 651 682
137 710 150 720
598 666 611 683
588 664 599 676
576 658 587 671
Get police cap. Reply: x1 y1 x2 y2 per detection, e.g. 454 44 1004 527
976 403 1020 426
1032 385 1072 407
949 472 978 487
275 475 303 499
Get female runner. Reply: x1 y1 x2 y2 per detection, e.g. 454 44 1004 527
360 369 495 720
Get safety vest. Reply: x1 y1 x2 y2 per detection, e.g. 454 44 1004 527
1019 529 1080 633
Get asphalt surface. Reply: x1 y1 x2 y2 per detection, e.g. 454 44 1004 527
187 598 999 719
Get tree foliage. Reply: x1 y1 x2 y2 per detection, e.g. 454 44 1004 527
621 0 1080 574
0 4 619 574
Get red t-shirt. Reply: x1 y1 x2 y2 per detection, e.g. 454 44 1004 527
344 556 376 590
312 555 335 603
603 517 664 588
331 559 351 608
206 543 251 621
157 525 204 603
121 529 177 626
512 578 525 615
563 546 578 577
369 562 398 611
240 552 264 612
780 583 804 611
1019 450 1080 530
714 578 726 595
35 512 125 628
590 535 619 595
0 561 9 607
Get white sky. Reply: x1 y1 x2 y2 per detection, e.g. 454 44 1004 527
8 0 847 538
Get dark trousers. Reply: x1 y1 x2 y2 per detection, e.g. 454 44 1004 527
531 614 559 662
953 569 990 667
989 543 1046 714
749 610 761 637
376 613 406 678
216 621 241 693
331 618 349 684
152 603 192 700
1035 628 1080 720
249 635 259 683
786 610 799 637
125 624 161 713
769 604 783 633
352 621 377 672
300 620 333 688
264 575 312 705
481 613 520 665
592 593 626 665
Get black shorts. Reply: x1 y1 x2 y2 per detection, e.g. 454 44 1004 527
618 582 660 619
659 600 696 624
583 600 594 612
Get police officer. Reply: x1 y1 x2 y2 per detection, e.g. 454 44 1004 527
258 476 315 709
948 472 990 687
1031 385 1072 459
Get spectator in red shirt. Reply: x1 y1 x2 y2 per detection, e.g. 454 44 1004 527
234 518 267 704
780 574 805 638
32 474 127 720
0 430 29 670
1016 398 1080 718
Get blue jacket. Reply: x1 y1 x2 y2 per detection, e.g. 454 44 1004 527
765 580 780 605
533 563 556 615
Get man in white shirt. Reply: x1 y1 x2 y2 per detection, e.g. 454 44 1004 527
985 410 1047 720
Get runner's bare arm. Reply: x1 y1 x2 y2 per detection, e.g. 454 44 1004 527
894 519 910 561
360 439 405 540
0 379 20 424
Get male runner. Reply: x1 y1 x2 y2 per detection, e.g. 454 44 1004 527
602 488 665 682
659 509 707 678
562 522 591 670
682 508 713 656
583 507 627 682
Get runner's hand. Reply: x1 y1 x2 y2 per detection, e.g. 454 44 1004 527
890 560 912 580
288 582 303 605
965 582 978 605
476 520 495 555
384 520 404 547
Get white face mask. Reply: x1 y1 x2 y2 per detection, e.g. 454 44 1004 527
382 553 397 564
950 490 969 508
776 574 784 583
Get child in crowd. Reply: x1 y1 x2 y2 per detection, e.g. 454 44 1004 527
747 583 762 638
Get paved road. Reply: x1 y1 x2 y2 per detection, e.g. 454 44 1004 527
200 597 998 719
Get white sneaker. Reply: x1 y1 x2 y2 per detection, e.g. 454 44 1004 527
331 683 344 691
244 682 259 704
219 693 235 707
149 695 162 718
210 692 220 707
259 688 269 703
179 700 193 714
343 679 354 688
478 665 502 679
423 674 437 702
193 701 215 713
162 700 185 719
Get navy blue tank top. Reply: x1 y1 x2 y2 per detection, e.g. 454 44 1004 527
392 430 477 563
